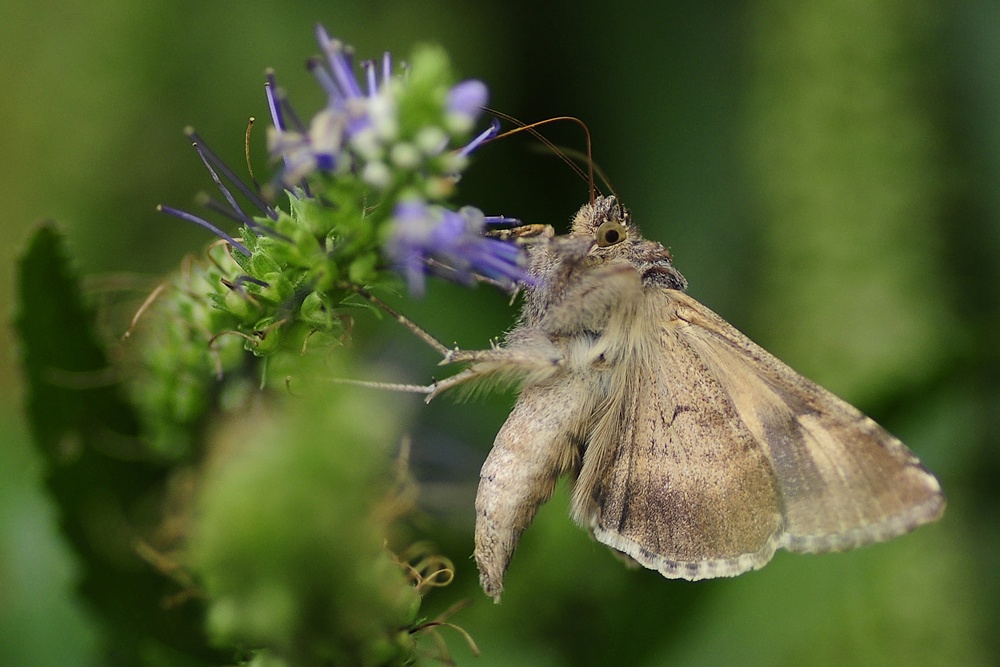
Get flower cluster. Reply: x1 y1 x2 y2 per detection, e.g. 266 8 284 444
266 26 492 192
261 25 527 294
158 24 529 369
143 24 537 457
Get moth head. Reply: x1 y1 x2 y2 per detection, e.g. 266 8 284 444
571 196 632 249
571 196 688 292
595 217 628 248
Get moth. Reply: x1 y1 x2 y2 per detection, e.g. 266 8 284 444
430 195 944 602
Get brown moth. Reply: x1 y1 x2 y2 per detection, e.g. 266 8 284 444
432 195 944 602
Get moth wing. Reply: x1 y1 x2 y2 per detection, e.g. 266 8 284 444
570 313 787 580
666 290 945 554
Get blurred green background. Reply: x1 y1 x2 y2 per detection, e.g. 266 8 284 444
2 0 997 665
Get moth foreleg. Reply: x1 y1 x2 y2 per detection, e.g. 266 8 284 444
339 283 450 356
425 329 565 402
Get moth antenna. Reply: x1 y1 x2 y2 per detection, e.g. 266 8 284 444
483 109 592 191
121 282 169 341
244 116 262 193
339 283 450 357
483 108 617 205
542 145 618 201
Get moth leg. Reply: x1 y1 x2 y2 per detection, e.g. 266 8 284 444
325 377 435 395
485 223 553 242
425 329 565 402
442 346 561 367
423 258 523 292
423 368 480 401
425 351 563 402
329 363 555 405
533 260 645 337
475 376 596 601
340 283 450 356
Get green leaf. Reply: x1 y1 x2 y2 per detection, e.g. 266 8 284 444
13 222 226 666
190 377 420 665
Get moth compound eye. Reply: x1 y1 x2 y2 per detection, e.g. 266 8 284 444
596 220 627 247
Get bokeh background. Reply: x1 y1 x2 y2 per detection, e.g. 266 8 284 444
2 0 997 665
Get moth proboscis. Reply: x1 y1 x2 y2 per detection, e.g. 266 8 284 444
431 195 944 602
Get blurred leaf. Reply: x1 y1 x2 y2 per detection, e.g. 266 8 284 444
661 522 985 667
13 222 225 666
191 383 422 665
0 420 101 667
746 0 957 404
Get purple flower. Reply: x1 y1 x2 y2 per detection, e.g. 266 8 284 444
264 26 371 184
158 129 285 256
385 200 529 296
446 80 488 132
265 24 494 189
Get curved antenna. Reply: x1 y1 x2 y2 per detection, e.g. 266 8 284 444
545 144 617 203
484 109 592 195
482 108 619 204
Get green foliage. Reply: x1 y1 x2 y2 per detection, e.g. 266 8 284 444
190 385 420 665
132 244 250 458
747 0 955 402
14 224 455 666
14 223 226 666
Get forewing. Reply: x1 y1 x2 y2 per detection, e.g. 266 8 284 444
668 291 945 553
571 313 785 580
